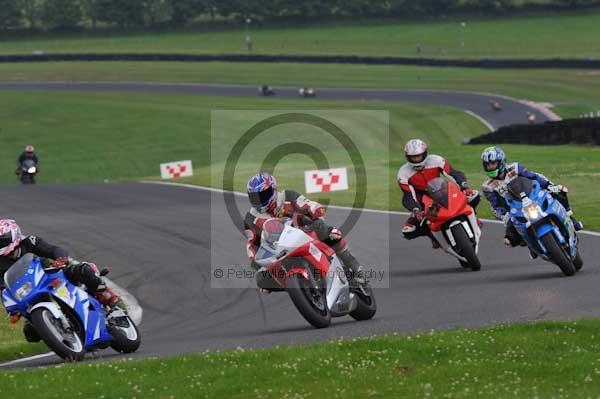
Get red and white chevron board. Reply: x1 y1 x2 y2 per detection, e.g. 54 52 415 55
160 160 193 180
304 167 349 194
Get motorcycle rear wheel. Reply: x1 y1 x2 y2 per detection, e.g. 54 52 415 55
451 225 481 271
573 250 584 271
541 233 576 276
287 274 331 328
108 315 141 353
349 284 377 321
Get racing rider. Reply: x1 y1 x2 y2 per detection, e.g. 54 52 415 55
244 172 365 291
0 219 120 342
397 139 480 247
481 146 583 254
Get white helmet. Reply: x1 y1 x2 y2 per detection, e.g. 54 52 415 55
404 139 428 170
0 220 24 256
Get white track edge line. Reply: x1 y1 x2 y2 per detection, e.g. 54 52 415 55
140 180 600 237
0 352 55 368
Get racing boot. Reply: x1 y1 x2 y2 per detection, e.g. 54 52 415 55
570 216 584 231
94 283 124 311
565 210 584 231
336 247 367 287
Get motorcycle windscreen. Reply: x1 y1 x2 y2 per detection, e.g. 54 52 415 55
22 159 36 168
261 218 285 247
507 177 534 200
426 177 449 208
103 277 143 326
3 253 35 288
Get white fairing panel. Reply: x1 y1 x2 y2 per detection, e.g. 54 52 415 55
276 226 313 253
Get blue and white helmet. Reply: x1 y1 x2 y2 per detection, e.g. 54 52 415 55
247 172 278 213
481 146 506 178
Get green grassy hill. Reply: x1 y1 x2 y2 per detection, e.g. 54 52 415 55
2 12 600 59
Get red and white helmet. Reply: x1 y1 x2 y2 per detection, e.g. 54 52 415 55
25 145 35 153
404 139 428 170
0 220 24 256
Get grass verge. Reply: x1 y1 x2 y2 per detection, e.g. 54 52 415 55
2 12 600 59
0 322 46 362
1 320 600 398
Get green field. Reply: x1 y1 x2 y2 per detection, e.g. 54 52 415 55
0 321 45 362
2 320 600 398
2 12 600 59
1 62 599 118
0 89 598 230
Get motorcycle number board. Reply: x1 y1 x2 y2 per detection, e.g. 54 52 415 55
304 167 349 194
160 160 193 180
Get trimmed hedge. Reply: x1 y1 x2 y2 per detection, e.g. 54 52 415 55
1 53 600 69
465 117 600 145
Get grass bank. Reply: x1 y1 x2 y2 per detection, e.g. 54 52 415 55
1 320 600 398
2 12 600 59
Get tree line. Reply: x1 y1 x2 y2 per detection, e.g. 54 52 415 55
1 0 598 32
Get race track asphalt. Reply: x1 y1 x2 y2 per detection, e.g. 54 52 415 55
0 82 549 129
1 183 598 368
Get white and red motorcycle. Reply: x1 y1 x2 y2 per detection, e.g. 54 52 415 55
253 218 376 328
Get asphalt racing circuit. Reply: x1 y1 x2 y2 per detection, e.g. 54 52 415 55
1 82 596 368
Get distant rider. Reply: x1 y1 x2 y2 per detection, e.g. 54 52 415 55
0 219 121 342
480 146 583 254
16 145 38 174
397 139 480 247
244 172 365 291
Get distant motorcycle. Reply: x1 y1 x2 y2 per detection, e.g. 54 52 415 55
299 87 316 98
2 254 142 361
253 218 376 328
259 85 275 96
17 159 38 184
505 177 583 276
421 178 483 271
490 100 502 111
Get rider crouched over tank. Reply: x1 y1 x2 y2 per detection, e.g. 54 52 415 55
243 172 366 292
480 146 583 257
397 139 481 247
0 219 121 342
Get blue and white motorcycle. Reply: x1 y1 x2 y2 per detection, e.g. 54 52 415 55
505 177 583 276
2 254 142 361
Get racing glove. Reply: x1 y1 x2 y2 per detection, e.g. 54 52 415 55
49 257 71 269
412 207 426 222
547 184 568 194
329 228 343 241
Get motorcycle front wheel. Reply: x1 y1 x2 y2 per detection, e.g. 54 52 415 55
541 233 576 276
451 225 481 271
31 308 85 361
287 274 331 328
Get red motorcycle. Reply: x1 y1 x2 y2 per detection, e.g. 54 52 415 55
253 218 376 328
422 177 483 271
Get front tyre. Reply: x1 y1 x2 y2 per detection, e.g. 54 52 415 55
541 233 576 276
451 225 481 271
287 274 331 328
349 284 377 321
31 308 85 361
108 316 141 353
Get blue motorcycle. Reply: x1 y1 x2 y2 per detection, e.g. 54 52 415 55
505 177 583 276
2 254 141 361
